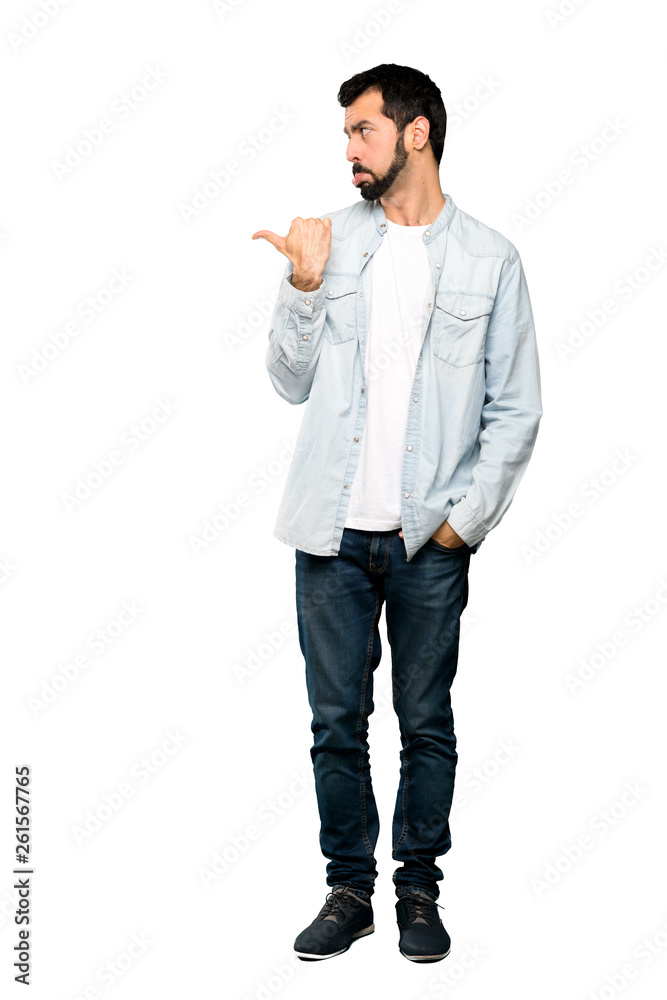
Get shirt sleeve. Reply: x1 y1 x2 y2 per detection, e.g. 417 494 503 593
446 251 543 546
265 259 328 404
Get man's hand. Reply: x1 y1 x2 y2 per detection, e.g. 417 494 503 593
398 522 466 548
252 216 332 291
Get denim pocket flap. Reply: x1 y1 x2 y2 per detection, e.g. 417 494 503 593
435 291 494 321
432 291 494 367
323 274 358 344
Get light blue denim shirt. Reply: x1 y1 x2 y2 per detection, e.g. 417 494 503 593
265 193 542 561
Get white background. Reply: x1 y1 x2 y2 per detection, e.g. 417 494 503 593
2 0 667 997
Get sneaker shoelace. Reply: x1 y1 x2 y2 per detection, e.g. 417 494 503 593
320 889 363 923
402 894 444 926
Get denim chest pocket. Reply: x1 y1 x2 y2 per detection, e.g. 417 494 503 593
323 275 358 344
432 291 494 367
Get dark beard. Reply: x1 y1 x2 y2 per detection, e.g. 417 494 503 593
354 130 408 201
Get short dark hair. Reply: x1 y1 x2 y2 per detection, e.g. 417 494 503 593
337 63 447 166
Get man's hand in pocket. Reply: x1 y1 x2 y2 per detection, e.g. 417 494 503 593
398 522 466 548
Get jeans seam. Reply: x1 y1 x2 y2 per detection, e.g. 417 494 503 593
356 589 380 865
368 531 390 574
392 721 411 853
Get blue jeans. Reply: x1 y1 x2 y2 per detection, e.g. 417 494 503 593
295 527 477 902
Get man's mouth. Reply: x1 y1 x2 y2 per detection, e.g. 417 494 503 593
352 172 371 186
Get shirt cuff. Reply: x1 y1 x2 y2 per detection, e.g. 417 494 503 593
446 499 487 548
280 274 326 313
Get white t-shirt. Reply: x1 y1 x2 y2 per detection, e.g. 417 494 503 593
345 217 433 530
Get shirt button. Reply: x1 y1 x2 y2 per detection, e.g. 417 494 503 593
404 492 410 498
344 484 349 489
304 298 311 305
354 436 359 442
407 445 413 451
380 223 386 228
435 263 440 268
363 252 369 257
425 230 431 237
359 291 364 297
460 310 466 316
302 334 308 340
328 289 334 296
413 396 418 402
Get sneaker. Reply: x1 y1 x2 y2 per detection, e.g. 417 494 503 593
294 886 375 960
395 890 451 962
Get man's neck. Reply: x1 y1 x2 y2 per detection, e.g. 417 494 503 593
379 187 446 227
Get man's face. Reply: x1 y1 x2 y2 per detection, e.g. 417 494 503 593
344 88 409 201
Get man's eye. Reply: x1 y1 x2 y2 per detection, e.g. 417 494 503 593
361 127 371 135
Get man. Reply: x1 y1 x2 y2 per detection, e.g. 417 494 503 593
252 63 542 963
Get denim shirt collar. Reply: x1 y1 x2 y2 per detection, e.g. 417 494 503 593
371 193 456 241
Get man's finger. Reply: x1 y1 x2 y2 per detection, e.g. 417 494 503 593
251 229 285 253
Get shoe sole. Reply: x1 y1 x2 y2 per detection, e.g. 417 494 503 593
399 945 451 963
295 923 375 960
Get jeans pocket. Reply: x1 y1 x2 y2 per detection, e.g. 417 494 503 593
432 291 493 367
427 536 467 552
